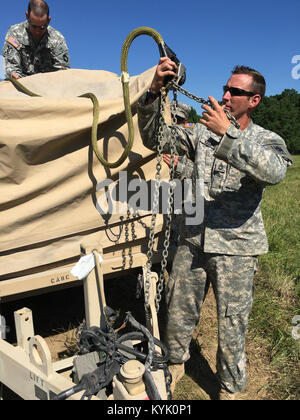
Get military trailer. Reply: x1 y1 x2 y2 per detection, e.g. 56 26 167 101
0 67 174 400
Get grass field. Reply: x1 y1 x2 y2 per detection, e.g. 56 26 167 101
248 154 300 399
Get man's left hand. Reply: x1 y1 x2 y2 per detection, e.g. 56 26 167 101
199 96 231 137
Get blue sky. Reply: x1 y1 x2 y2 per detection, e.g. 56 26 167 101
1 0 299 113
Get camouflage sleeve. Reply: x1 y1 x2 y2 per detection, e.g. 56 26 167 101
51 35 70 70
137 92 197 160
175 155 194 180
2 33 24 78
214 124 293 185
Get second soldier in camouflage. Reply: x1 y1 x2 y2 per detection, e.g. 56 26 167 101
2 0 70 79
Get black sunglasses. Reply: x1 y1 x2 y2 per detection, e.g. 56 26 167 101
223 85 255 97
28 18 49 30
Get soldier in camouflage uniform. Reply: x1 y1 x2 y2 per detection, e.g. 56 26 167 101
175 102 191 125
137 57 293 398
2 0 70 79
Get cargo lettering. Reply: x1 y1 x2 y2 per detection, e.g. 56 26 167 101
50 274 70 284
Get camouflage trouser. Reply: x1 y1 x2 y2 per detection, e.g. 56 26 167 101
165 241 257 393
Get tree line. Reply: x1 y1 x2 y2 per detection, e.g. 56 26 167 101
188 88 300 154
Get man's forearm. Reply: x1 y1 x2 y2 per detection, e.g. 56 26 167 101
4 54 24 78
214 125 292 185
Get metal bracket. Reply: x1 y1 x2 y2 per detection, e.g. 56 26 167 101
80 242 106 329
142 266 161 355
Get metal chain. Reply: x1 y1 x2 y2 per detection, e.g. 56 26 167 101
168 81 240 129
144 87 178 311
144 89 168 307
163 364 173 400
104 217 124 243
154 96 177 311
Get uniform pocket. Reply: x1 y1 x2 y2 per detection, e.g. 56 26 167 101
226 300 252 317
224 165 243 191
209 161 227 196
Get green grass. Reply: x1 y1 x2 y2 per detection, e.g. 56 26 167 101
248 154 300 399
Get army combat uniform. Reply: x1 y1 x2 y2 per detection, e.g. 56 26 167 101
137 93 292 393
2 21 70 78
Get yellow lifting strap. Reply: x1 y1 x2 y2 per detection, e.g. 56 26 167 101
91 26 164 168
6 27 165 169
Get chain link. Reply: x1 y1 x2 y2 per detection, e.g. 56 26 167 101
155 96 177 311
144 89 168 308
168 81 240 129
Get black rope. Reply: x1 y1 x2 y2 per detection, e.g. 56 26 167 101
53 311 169 400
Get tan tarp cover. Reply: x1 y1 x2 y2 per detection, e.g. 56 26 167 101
0 68 170 280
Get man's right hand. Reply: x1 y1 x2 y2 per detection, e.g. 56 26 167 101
150 57 178 95
11 73 20 79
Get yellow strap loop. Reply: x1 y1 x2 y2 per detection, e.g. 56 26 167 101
90 26 164 168
6 27 165 169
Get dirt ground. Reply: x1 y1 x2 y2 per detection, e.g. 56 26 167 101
1 272 277 400
172 286 277 400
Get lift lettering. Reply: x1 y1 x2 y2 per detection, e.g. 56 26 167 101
29 371 44 387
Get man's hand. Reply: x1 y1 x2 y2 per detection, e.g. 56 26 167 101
163 153 178 168
199 96 231 137
11 73 20 79
149 57 178 96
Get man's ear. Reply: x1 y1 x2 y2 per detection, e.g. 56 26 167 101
48 16 51 24
25 11 29 20
249 94 261 111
